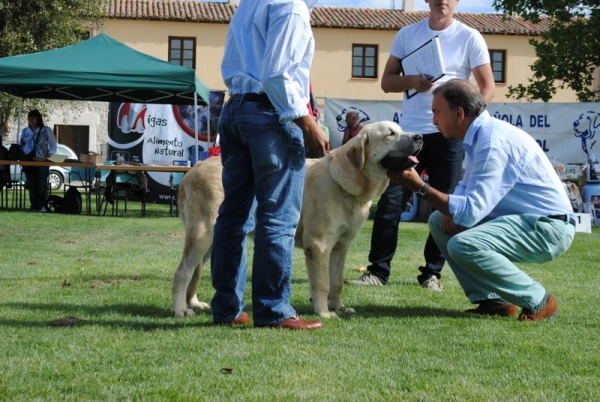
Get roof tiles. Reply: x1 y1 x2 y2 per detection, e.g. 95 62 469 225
106 0 551 35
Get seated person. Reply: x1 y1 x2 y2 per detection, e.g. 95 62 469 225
0 137 10 190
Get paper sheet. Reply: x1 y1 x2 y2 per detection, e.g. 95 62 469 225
34 153 68 163
401 36 446 99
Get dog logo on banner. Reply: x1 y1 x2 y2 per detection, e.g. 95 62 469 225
335 107 370 132
117 103 147 134
573 111 599 155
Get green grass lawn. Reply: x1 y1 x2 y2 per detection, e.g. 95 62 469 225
0 209 599 401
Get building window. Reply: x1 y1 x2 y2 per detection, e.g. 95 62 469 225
489 50 505 83
352 44 378 78
169 37 196 69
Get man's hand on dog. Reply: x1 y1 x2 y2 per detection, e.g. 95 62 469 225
387 167 423 192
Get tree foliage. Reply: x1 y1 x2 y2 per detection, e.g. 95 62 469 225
0 0 105 138
493 0 600 102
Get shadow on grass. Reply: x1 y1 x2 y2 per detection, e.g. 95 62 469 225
1 298 469 331
290 277 309 285
0 301 214 330
286 302 467 319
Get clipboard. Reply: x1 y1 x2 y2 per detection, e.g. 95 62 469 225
400 36 446 99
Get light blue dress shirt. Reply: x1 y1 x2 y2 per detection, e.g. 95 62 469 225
20 127 35 155
449 110 573 228
220 0 317 123
20 126 57 156
46 127 57 155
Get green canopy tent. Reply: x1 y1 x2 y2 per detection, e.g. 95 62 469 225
0 33 211 160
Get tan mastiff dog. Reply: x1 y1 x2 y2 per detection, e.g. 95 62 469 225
172 121 422 318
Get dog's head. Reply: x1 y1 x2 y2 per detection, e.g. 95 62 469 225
345 121 422 172
326 121 422 197
573 111 600 141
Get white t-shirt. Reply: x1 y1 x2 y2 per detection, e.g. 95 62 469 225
390 19 490 134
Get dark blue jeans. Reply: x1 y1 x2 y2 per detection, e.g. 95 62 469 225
24 166 49 210
210 95 304 326
367 132 463 284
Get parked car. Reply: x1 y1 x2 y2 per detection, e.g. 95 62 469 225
10 143 78 190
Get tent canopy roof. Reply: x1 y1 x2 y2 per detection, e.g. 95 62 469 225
0 34 210 105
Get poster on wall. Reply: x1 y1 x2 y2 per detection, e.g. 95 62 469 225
107 90 225 203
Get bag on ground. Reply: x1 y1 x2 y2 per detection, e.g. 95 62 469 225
53 187 82 214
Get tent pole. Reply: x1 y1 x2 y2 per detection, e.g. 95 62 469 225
207 95 211 147
16 98 23 143
194 93 199 165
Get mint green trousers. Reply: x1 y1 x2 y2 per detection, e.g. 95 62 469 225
428 211 575 309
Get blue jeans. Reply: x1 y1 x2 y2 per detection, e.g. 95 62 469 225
210 95 304 326
366 132 463 284
428 211 574 308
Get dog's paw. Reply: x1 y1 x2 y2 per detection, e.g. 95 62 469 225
318 310 339 319
188 300 210 311
172 308 196 318
335 306 356 315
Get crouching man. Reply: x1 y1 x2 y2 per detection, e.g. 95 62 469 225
389 79 575 321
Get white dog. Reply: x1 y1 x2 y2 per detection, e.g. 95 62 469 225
171 121 422 318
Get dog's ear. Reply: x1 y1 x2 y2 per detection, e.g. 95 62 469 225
346 127 369 171
593 113 600 130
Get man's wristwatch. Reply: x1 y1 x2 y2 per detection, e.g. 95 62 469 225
415 183 430 199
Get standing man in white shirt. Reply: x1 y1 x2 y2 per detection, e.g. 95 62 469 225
347 0 495 290
211 0 329 330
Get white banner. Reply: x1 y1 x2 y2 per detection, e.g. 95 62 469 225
107 92 225 204
109 103 214 186
324 98 402 149
325 98 600 164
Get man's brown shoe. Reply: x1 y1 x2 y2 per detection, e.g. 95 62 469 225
518 293 558 321
257 315 323 330
465 301 518 318
214 312 250 327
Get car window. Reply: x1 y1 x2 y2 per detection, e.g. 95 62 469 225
56 144 78 160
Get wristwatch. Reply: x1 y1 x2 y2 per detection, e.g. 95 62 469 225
415 183 430 199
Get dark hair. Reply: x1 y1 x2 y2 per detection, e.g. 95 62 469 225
432 79 486 117
27 109 45 128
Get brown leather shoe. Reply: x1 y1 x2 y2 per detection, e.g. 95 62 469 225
214 312 250 327
465 301 518 318
519 293 558 321
257 315 323 330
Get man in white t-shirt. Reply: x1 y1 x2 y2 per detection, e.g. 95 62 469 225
346 0 495 289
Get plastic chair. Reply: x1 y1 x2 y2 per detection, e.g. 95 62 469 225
95 169 111 213
0 181 18 209
169 172 185 216
1 168 27 209
100 170 147 217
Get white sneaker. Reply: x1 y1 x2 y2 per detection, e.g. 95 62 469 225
421 276 443 291
344 273 384 286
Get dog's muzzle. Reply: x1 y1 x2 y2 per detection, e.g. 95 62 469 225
380 134 422 170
